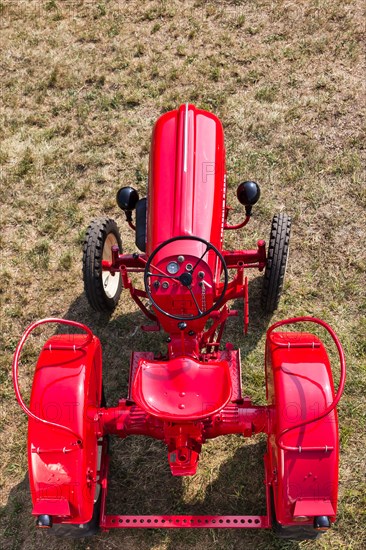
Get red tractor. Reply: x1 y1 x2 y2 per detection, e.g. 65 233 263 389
13 104 345 539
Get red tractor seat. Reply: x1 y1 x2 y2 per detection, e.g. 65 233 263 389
132 356 232 421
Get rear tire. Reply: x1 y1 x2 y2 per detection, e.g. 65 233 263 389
83 218 123 312
52 386 108 538
273 521 321 540
270 488 322 540
51 438 108 538
51 497 102 538
261 213 291 313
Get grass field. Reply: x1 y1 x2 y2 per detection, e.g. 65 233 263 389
1 1 365 549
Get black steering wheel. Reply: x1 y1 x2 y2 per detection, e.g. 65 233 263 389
144 236 228 321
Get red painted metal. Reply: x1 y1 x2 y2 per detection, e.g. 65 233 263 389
13 319 345 529
147 104 226 254
97 105 266 339
142 104 227 335
244 276 249 334
99 400 267 441
12 105 346 534
22 327 103 525
293 499 335 517
98 445 271 530
127 350 243 402
222 240 266 270
265 317 346 527
12 318 93 443
13 319 105 525
224 214 251 230
102 514 269 529
32 499 71 517
267 316 346 452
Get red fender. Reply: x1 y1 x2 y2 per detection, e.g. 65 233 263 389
266 331 339 526
27 333 102 524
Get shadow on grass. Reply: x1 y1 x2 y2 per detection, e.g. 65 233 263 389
56 275 273 403
230 274 272 352
2 278 301 550
1 442 301 550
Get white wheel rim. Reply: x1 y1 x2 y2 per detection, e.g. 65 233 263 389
102 233 121 299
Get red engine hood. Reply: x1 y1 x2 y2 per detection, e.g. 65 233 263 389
147 104 226 255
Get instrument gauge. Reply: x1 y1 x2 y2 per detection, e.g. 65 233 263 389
166 261 179 275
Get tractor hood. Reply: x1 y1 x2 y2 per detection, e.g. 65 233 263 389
147 103 226 255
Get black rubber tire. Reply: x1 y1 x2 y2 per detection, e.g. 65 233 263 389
51 439 109 538
273 521 321 540
51 385 108 538
261 213 291 313
51 497 101 538
83 218 123 312
135 198 147 252
270 488 322 540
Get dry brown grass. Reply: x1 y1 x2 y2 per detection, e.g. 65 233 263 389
1 1 365 549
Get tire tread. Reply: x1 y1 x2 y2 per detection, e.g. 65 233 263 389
82 218 122 312
261 213 291 313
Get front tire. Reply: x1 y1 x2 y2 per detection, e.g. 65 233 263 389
83 218 123 312
261 213 291 313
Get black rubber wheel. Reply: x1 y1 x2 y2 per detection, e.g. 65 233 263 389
51 438 109 538
51 496 102 538
51 386 108 538
270 488 322 540
261 213 291 313
273 521 321 540
83 218 123 312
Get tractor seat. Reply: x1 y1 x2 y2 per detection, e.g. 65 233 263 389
132 356 232 421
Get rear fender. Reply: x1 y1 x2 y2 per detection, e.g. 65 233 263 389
266 331 339 526
28 334 102 525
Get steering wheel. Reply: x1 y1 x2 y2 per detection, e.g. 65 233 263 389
144 236 228 321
